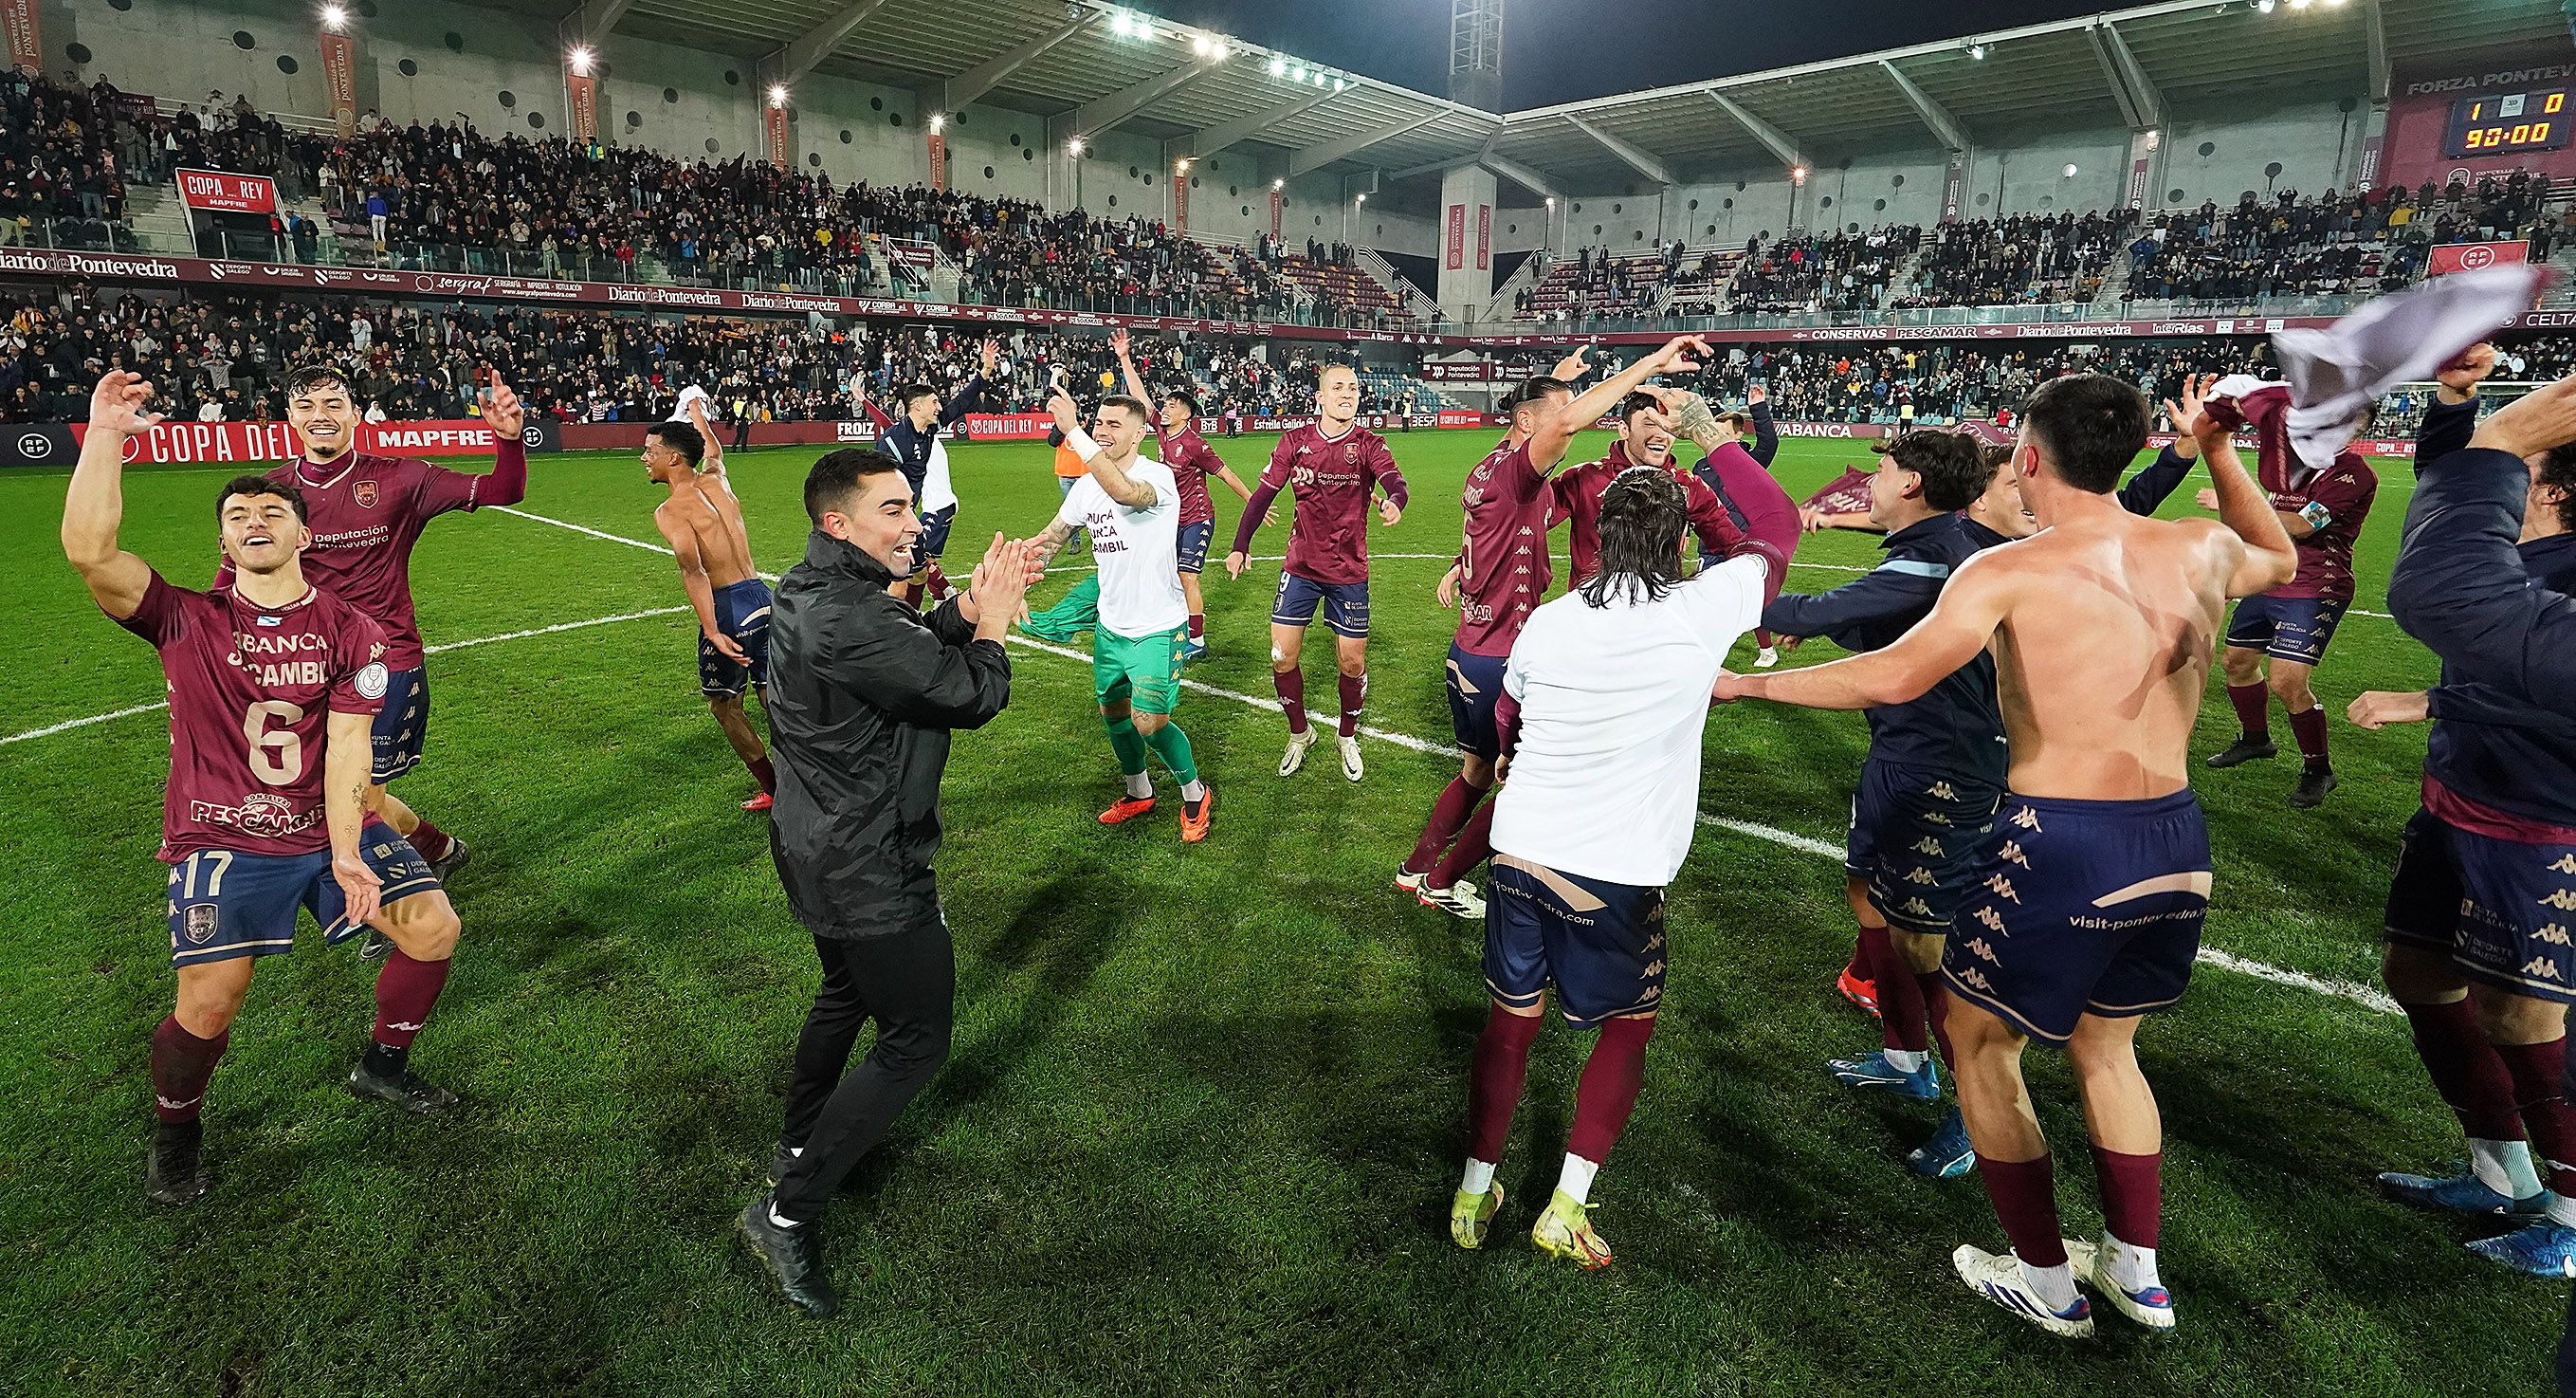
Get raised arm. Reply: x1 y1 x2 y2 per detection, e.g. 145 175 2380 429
62 370 161 619
2421 342 2498 465
1718 545 2019 709
1745 386 1780 469
1050 384 1158 509
1533 336 1708 471
2117 444 2195 516
2388 374 2576 699
2170 374 2296 597
939 339 1001 426
1111 328 1151 409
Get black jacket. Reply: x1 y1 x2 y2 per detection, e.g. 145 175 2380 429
765 529 1013 940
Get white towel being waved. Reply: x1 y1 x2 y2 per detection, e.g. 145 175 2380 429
2207 264 2549 480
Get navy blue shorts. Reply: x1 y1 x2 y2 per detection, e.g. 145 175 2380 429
371 667 429 784
164 821 443 968
2384 805 2576 1004
1942 790 2212 1045
1847 758 2003 936
1484 855 1667 1028
1176 520 1215 575
697 577 774 699
1445 642 1508 758
1273 571 1370 638
916 505 958 561
2225 594 2349 665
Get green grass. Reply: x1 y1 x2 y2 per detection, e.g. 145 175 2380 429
0 427 2550 1397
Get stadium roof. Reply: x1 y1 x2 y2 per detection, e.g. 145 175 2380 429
536 0 2567 195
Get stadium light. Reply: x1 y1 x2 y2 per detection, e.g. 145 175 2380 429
768 83 789 107
2255 0 2275 11
567 46 594 76
2289 0 2310 9
2062 163 2079 176
1791 164 1809 183
1544 195 1555 207
1176 158 1191 174
1111 12 1132 36
320 4 348 30
1967 43 1986 60
1272 177 1285 190
1313 70 1329 87
1333 78 1346 92
1211 43 1230 63
1289 64 1307 83
1268 57 1286 77
1193 34 1212 56
1355 193 1367 205
1069 137 1087 156
928 113 944 134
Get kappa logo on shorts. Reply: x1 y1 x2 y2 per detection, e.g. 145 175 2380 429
1999 839 2030 869
1644 929 1666 951
1957 966 1997 993
1898 896 1934 918
2010 806 2043 833
1963 936 2000 964
354 480 380 509
1911 837 1945 856
2542 890 2576 912
1984 874 2021 904
1904 866 1937 885
2521 956 2565 981
2533 923 2572 947
1973 906 2008 933
183 903 219 945
1643 958 1666 978
2550 855 2576 874
1927 781 1957 800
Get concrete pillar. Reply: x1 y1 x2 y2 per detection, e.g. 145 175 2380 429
1436 164 1498 322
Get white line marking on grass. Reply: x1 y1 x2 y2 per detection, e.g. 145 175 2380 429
0 607 689 745
478 503 2403 1018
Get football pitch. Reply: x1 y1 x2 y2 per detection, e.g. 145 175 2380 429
1 427 2556 1396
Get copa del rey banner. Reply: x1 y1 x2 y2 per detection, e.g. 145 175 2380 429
66 418 514 465
175 169 279 215
2425 241 2530 276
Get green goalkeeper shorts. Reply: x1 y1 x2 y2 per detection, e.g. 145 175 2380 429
1094 625 1186 715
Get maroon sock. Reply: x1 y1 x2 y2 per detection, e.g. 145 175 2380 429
924 564 953 602
2089 1145 2163 1250
1187 613 1205 641
1428 800 1496 892
373 948 453 1050
1975 1151 2069 1268
407 818 453 863
2288 705 2331 772
1874 946 1930 1054
747 755 776 794
2401 999 2524 1141
1841 937 1872 988
1755 627 1777 649
2225 682 2272 742
2495 1038 2576 1198
150 1015 229 1123
1466 1004 1544 1163
1337 672 1366 738
1405 777 1489 875
1274 667 1308 735
1566 1015 1656 1164
1918 971 1958 1067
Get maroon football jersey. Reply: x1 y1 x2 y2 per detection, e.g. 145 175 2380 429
1550 443 1745 587
112 571 390 861
1259 422 1407 585
1155 419 1227 528
1453 437 1555 657
247 450 499 669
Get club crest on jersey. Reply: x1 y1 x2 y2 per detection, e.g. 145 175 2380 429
354 480 380 508
184 903 218 944
1343 442 1359 464
356 662 391 701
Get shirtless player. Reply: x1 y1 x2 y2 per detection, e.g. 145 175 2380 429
1719 373 2297 1339
645 419 776 812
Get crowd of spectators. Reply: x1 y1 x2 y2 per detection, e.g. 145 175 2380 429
0 285 1404 426
1894 210 2130 308
1735 228 1922 315
0 70 137 248
2124 175 2562 304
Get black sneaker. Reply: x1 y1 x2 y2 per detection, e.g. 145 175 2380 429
146 1121 210 1205
357 929 393 963
427 837 471 886
768 1144 803 1188
2205 735 2278 769
2289 767 2339 809
738 1193 838 1317
346 1059 461 1114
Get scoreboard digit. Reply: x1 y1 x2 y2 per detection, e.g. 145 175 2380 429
2446 87 2574 158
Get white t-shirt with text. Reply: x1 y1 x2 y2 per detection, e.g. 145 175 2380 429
1056 457 1185 638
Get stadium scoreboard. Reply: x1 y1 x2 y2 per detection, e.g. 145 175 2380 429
2445 86 2571 157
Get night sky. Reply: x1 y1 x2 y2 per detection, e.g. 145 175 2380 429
1155 0 2118 110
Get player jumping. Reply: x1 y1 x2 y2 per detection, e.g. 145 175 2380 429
1720 374 2298 1337
248 361 527 956
644 419 776 812
1112 330 1255 660
1225 364 1408 782
2199 380 2380 808
1021 377 1214 842
876 340 999 608
1450 466 1783 1268
1404 337 1720 920
2362 354 2576 1276
66 370 468 1205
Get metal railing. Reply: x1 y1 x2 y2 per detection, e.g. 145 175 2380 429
0 215 151 253
1467 290 2387 335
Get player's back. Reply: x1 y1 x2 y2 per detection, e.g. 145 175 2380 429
1984 510 2236 801
666 477 758 589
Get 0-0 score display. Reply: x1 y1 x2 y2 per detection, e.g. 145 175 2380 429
2446 87 2573 158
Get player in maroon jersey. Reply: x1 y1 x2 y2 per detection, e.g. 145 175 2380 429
1401 337 1717 918
2197 381 2380 807
1113 329 1256 659
1546 390 1749 588
248 361 528 943
65 371 467 1206
1224 364 1409 781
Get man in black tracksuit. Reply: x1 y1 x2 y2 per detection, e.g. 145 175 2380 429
736 447 1029 1317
